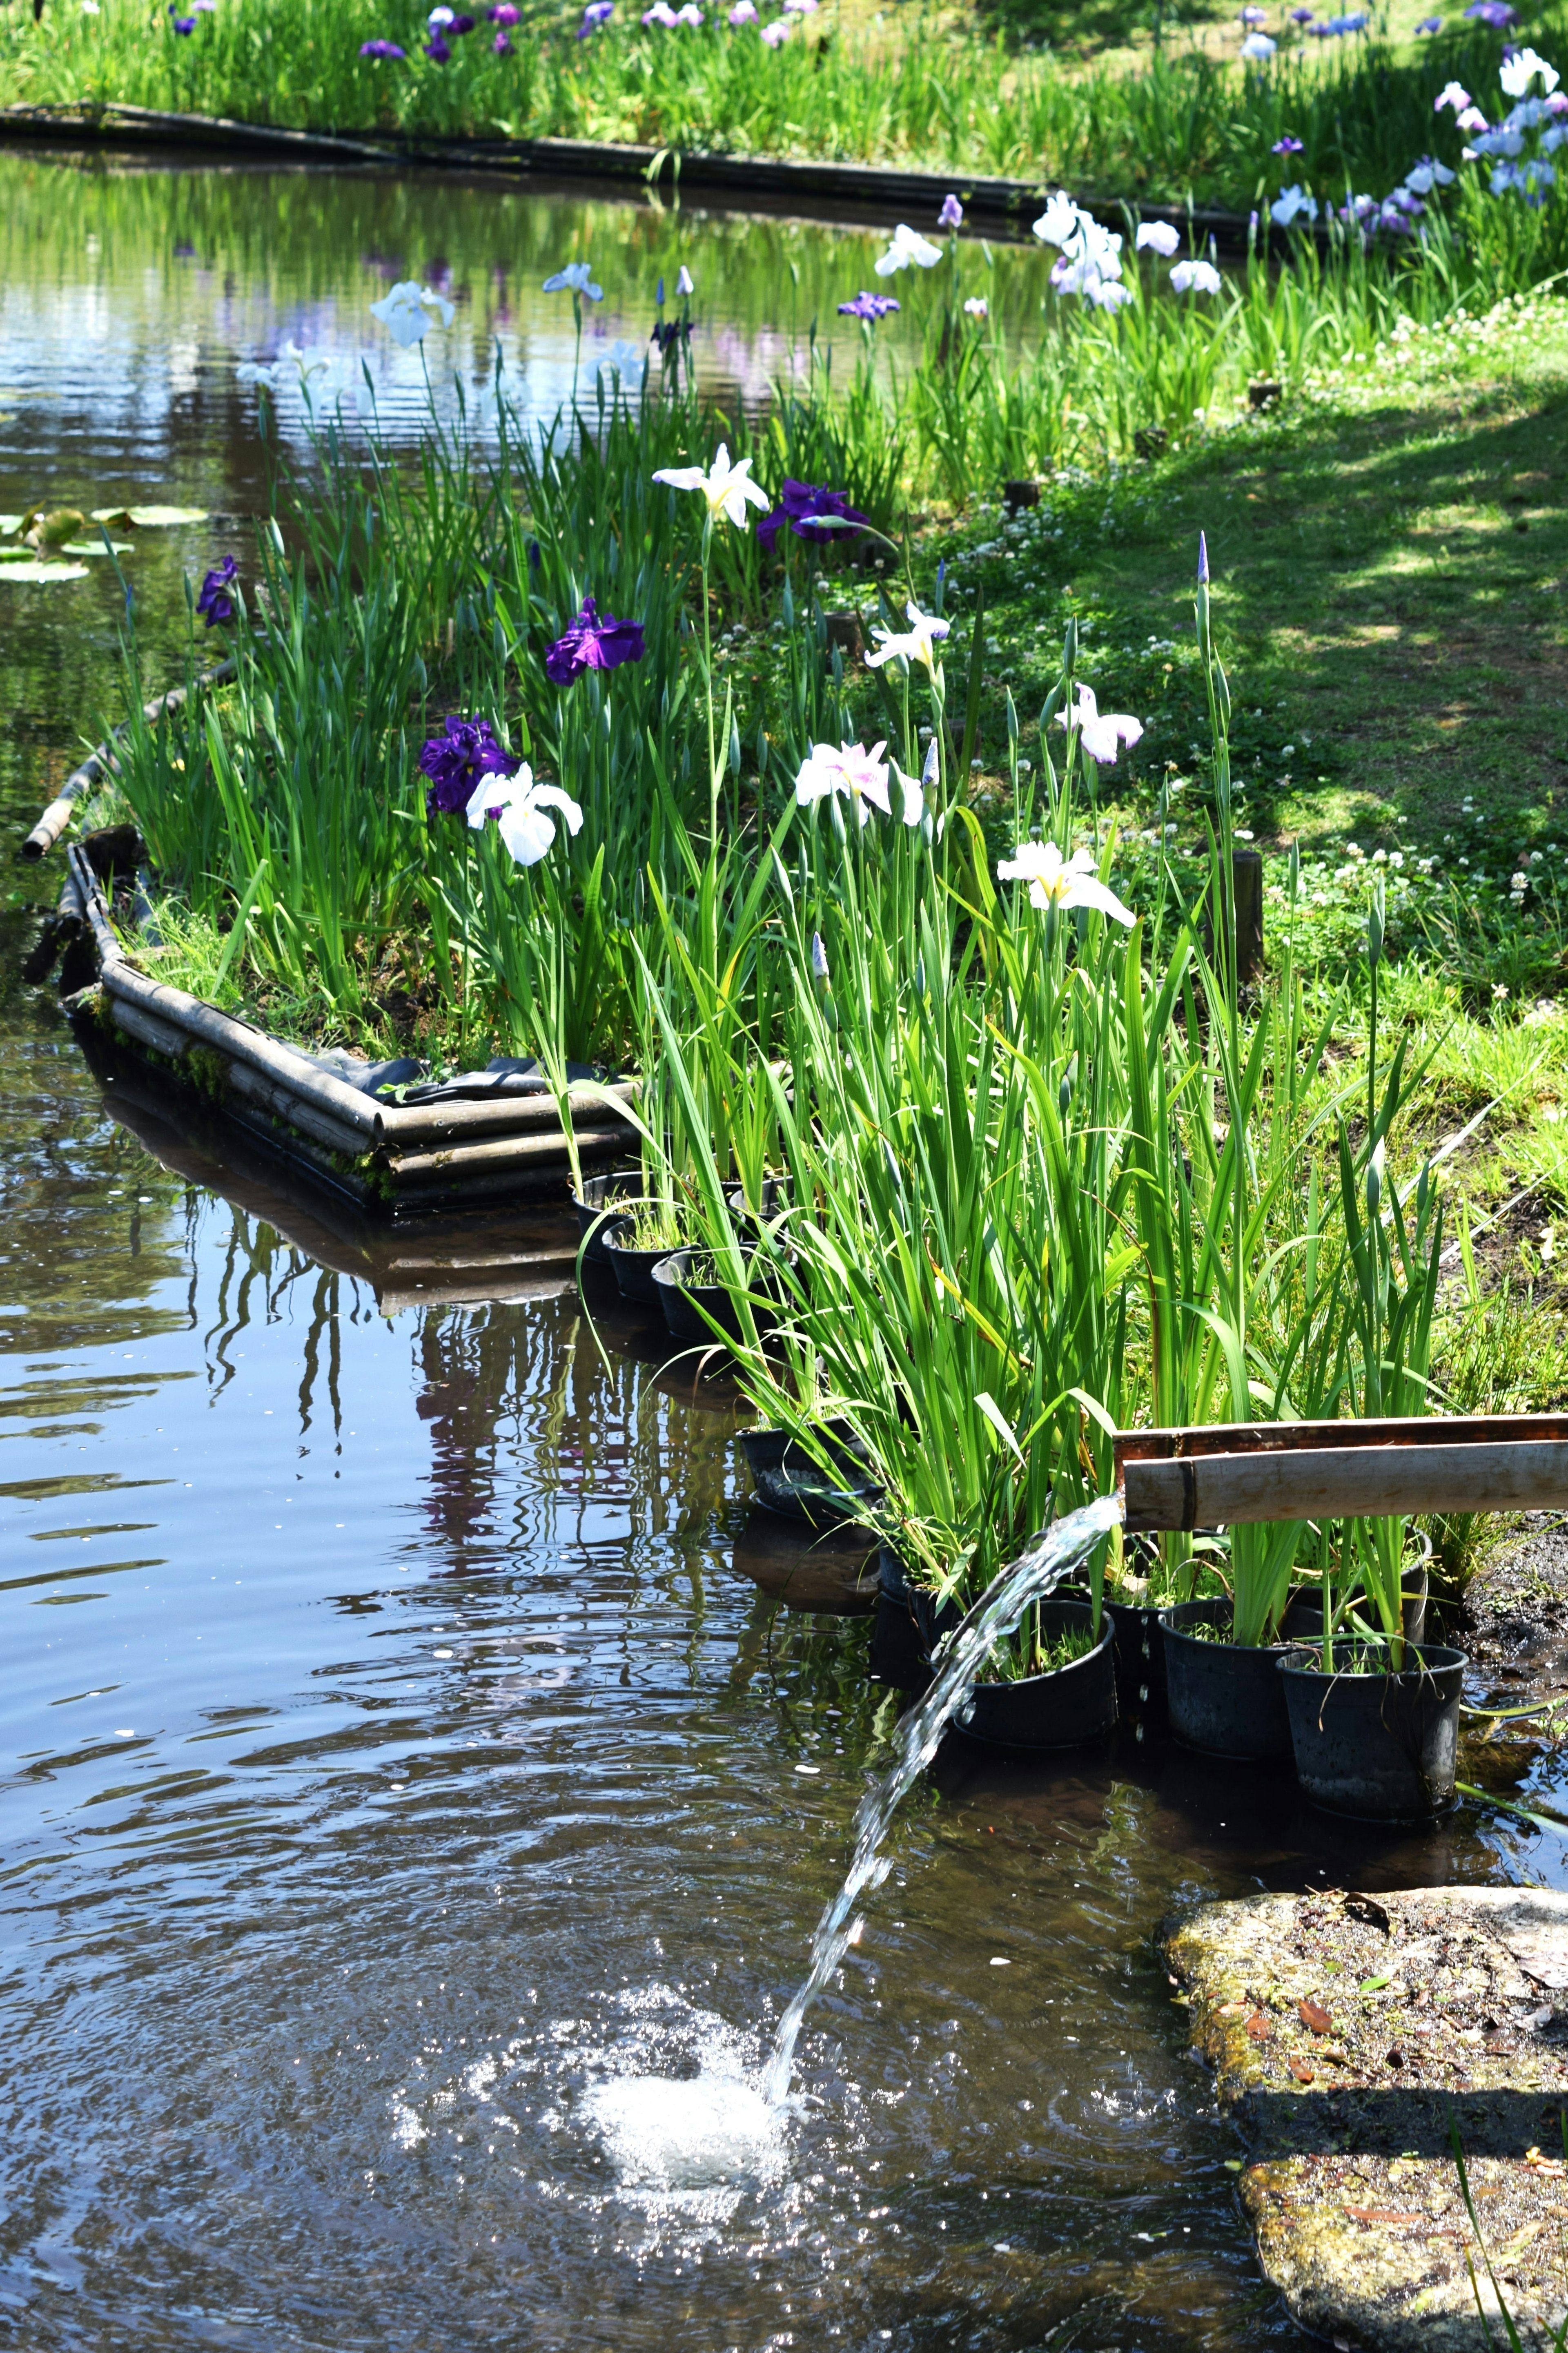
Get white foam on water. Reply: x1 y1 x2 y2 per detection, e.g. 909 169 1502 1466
582 2073 788 2193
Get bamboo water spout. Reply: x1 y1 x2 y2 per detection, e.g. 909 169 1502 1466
1116 1414 1568 1531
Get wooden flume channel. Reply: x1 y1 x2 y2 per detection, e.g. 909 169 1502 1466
1116 1414 1568 1529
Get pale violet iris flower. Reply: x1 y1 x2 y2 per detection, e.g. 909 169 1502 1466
238 340 339 393
1056 683 1144 765
1402 156 1457 191
864 601 951 676
1136 219 1182 254
1434 78 1471 109
369 282 456 347
759 18 790 39
597 339 648 390
996 841 1135 926
793 740 922 825
543 261 604 299
1501 44 1559 94
1170 257 1223 292
466 766 584 868
1270 182 1319 225
874 223 944 275
652 442 771 528
1031 188 1090 247
1241 29 1277 54
676 264 695 294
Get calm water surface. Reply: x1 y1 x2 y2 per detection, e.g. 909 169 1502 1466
0 143 1552 2352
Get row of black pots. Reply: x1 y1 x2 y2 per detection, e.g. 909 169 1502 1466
577 1173 793 1346
1159 1597 1463 1821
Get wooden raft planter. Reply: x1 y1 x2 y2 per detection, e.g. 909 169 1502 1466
64 845 637 1211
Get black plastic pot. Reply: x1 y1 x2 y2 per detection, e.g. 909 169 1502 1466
572 1170 643 1268
739 1419 880 1528
1279 1639 1466 1822
726 1176 788 1230
602 1222 684 1309
1160 1599 1294 1762
1281 1543 1432 1649
651 1248 751 1345
954 1599 1118 1751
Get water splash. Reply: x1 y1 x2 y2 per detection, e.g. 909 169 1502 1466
763 1492 1124 2105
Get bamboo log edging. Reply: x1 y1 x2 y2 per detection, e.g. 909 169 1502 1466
1116 1413 1568 1530
61 845 634 1208
22 658 235 861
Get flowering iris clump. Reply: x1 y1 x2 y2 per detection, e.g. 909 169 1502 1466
756 480 869 553
838 290 900 319
1136 219 1181 255
543 598 647 682
465 768 584 868
1032 192 1126 304
652 444 769 529
875 223 944 274
865 602 949 676
196 555 238 625
794 740 921 826
371 282 455 346
359 37 405 54
1056 684 1143 765
419 717 512 820
1170 257 1223 292
425 32 451 58
1272 132 1304 152
996 841 1135 925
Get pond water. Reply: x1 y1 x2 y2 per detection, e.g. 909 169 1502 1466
0 141 1554 2353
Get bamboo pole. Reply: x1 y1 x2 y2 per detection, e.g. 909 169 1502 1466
24 658 235 860
1117 1415 1568 1530
383 1124 633 1185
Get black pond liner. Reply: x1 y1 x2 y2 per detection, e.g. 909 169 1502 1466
952 1598 1118 1752
1279 1639 1466 1822
1160 1598 1294 1762
571 1170 643 1267
601 1222 682 1309
739 1418 881 1529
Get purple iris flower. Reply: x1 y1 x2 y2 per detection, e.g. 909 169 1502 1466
196 555 238 625
360 37 407 53
494 29 512 48
1463 0 1513 20
837 290 900 319
756 480 870 555
489 2 520 15
543 598 648 683
579 0 613 26
170 11 196 28
425 30 451 56
1289 6 1313 17
938 192 964 229
650 317 693 352
1415 12 1442 25
1272 132 1303 149
419 716 512 819
449 10 477 25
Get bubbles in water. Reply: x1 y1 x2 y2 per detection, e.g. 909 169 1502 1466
582 2074 787 2192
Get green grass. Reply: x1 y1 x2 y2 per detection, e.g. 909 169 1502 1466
7 0 1563 214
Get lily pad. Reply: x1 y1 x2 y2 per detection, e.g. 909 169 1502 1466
89 504 208 527
0 562 90 583
60 541 135 557
0 515 20 536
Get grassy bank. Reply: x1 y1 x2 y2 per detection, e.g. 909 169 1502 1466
6 0 1561 212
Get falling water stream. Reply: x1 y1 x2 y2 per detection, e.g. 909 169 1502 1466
584 1499 1123 2182
763 1498 1127 2107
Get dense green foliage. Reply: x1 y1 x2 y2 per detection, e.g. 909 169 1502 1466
9 0 1567 212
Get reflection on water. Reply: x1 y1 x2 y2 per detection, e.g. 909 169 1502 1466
0 140 1556 2353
